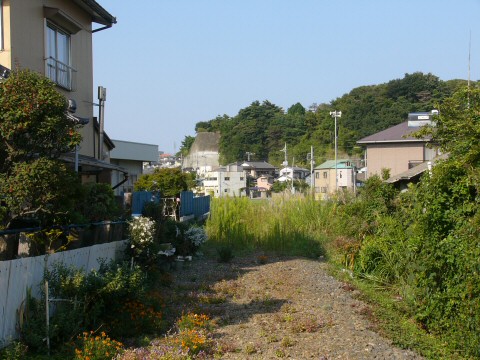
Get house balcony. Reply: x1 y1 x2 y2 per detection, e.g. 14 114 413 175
45 57 77 91
408 160 424 169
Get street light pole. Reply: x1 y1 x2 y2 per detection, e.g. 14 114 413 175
329 111 341 192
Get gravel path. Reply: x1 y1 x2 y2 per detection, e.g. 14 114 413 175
167 252 423 359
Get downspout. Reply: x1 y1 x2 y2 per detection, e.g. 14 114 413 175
112 173 128 190
92 25 111 33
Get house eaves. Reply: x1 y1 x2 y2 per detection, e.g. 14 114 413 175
72 0 117 27
357 121 431 145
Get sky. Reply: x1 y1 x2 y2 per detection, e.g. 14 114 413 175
92 1 480 154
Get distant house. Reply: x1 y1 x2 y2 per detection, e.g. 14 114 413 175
203 163 247 198
256 175 274 191
241 161 277 178
357 112 439 180
313 159 356 200
110 140 158 196
277 166 310 182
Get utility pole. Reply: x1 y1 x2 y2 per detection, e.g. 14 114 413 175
246 152 255 161
330 111 341 192
310 146 314 195
98 86 106 160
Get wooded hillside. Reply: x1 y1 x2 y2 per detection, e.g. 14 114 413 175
182 72 472 166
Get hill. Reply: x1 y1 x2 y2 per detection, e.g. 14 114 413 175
181 72 471 167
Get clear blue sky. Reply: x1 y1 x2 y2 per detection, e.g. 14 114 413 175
93 1 480 154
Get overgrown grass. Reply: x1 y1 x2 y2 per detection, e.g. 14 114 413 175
204 195 472 359
205 196 330 257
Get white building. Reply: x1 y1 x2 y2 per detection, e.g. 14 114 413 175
203 163 247 198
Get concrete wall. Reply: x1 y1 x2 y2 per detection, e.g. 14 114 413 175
366 143 425 179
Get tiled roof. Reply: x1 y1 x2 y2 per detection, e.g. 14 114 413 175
357 121 430 144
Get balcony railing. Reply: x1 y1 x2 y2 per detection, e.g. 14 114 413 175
45 57 77 91
408 160 425 169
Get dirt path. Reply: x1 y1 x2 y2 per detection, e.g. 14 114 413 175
165 252 422 359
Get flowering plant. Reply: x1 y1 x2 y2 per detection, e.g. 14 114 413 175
184 225 208 248
74 331 123 360
128 216 155 257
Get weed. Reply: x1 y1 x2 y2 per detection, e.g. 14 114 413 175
281 336 295 348
275 348 286 358
244 343 257 354
217 246 234 263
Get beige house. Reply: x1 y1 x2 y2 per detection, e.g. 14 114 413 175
357 112 438 180
313 159 356 200
256 175 274 191
0 0 122 183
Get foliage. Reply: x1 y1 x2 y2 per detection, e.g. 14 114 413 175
206 197 326 257
76 182 122 222
0 69 81 168
118 313 215 359
178 135 195 157
216 246 234 263
0 68 83 230
135 168 192 197
74 331 124 360
21 260 154 352
184 225 208 248
193 73 463 167
323 85 480 358
0 158 82 228
0 341 28 360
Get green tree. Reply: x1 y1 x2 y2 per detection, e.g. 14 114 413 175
178 135 195 157
135 168 193 197
0 69 82 229
0 69 81 170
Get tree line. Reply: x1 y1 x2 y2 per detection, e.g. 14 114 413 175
179 72 472 166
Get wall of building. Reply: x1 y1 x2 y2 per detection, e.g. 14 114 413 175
204 170 246 198
366 143 425 179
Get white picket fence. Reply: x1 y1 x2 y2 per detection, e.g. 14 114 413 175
0 240 128 348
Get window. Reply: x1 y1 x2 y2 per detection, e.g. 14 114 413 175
321 187 327 193
46 22 75 90
224 189 228 192
323 171 328 179
240 177 244 181
224 177 230 181
315 172 319 179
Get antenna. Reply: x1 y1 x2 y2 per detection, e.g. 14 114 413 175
468 30 471 108
468 30 471 89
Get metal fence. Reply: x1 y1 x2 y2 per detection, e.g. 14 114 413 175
0 240 128 348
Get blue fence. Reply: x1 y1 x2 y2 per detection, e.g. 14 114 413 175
132 191 210 220
180 191 210 219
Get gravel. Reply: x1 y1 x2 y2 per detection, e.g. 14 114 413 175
165 252 423 359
